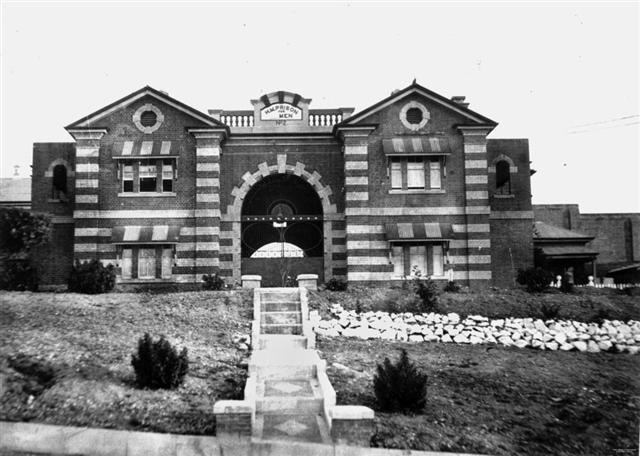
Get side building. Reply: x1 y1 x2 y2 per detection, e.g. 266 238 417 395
31 82 534 288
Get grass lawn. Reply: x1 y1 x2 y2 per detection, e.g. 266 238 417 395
0 290 252 435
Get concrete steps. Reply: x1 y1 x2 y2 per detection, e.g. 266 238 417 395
261 311 302 325
256 378 324 414
258 335 308 350
260 323 303 335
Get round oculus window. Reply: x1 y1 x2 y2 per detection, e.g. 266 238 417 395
406 107 423 125
133 103 164 133
140 110 158 127
400 101 430 131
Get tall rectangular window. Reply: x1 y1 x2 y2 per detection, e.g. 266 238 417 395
390 160 402 189
139 160 157 192
122 161 134 193
407 158 425 189
162 160 174 192
432 245 444 276
138 248 156 279
409 245 427 276
161 248 173 279
392 245 404 276
121 248 132 279
429 160 441 189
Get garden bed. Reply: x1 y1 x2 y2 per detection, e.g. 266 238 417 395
0 290 252 435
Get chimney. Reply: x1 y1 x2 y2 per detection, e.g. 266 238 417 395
451 96 469 108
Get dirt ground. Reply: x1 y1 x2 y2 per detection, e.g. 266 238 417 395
0 290 252 435
318 336 640 456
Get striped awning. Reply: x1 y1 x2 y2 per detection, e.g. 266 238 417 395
385 223 453 242
111 225 180 244
382 137 450 156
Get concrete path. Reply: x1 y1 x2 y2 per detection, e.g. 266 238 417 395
250 288 331 444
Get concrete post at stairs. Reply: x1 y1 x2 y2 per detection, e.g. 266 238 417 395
330 405 375 446
241 275 261 289
297 273 318 290
213 400 252 440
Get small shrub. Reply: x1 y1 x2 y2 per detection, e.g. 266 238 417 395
621 286 640 297
202 273 225 291
516 267 554 293
68 259 116 294
443 281 461 293
374 349 427 413
411 267 439 313
325 277 347 291
131 333 188 389
540 302 561 320
0 208 51 254
0 259 39 291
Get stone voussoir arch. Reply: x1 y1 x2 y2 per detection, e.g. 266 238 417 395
488 153 518 174
226 153 337 216
44 158 75 177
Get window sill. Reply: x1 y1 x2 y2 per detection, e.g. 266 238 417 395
389 189 445 195
493 194 515 199
118 192 176 197
47 199 69 203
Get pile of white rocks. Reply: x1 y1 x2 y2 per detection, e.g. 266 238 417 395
311 304 640 354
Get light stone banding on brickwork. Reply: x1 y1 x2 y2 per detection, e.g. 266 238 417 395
75 179 99 188
465 175 488 184
465 160 488 169
75 195 99 204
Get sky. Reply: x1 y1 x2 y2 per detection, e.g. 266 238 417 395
1 1 638 213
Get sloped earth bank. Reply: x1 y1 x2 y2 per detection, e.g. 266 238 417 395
310 286 640 323
317 335 640 456
0 291 252 435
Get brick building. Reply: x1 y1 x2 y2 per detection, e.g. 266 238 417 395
31 82 535 288
534 204 640 283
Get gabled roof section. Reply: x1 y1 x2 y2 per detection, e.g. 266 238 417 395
65 86 228 131
336 81 498 129
533 221 594 242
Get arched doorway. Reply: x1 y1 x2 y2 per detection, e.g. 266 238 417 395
241 173 324 286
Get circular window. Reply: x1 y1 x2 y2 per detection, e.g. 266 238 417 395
140 110 158 127
400 101 430 131
133 103 164 133
406 108 423 125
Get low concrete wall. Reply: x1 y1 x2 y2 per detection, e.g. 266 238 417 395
0 421 492 456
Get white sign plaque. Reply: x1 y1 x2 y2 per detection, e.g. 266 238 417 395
261 103 302 121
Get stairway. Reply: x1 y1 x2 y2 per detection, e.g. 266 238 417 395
250 288 332 444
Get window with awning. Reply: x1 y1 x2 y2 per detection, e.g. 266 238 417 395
385 222 453 242
111 226 180 244
386 223 451 277
384 137 449 192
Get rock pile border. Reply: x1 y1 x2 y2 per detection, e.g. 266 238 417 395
311 304 640 354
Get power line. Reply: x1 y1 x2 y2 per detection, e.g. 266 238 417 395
568 120 640 134
570 114 639 129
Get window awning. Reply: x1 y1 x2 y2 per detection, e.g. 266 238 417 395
385 223 453 242
382 137 450 156
112 226 180 244
538 245 598 260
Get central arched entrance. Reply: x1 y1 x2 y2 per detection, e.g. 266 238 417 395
241 173 324 286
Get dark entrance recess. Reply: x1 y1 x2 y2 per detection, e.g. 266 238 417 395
241 174 324 286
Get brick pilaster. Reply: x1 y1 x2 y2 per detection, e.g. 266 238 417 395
337 126 376 283
68 129 107 263
189 128 226 278
459 126 493 286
